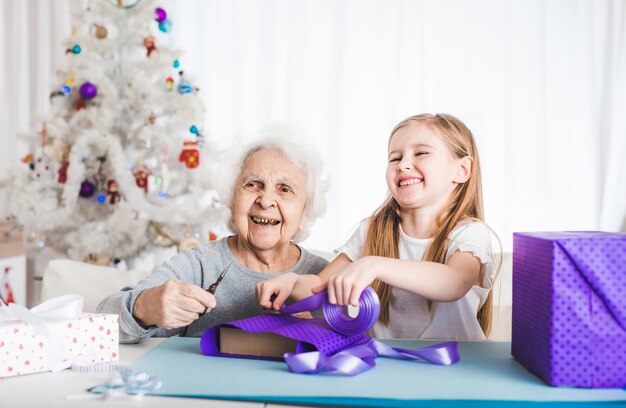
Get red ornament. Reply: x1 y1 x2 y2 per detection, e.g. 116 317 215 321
165 76 174 91
179 141 199 168
1 267 15 304
58 162 69 184
133 167 151 193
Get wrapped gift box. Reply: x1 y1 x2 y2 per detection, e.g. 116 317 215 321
511 231 626 388
0 311 119 378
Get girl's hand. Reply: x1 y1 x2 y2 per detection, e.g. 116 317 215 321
325 257 377 307
255 272 299 311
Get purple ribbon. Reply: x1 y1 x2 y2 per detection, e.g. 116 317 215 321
201 286 460 376
280 286 380 336
284 341 460 375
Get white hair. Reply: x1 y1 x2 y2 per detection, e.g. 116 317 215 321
211 122 330 242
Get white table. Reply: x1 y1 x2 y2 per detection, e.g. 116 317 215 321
0 338 274 407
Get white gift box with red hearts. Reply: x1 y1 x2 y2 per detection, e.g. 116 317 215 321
0 295 119 378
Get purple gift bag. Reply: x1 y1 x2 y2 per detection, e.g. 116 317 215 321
512 231 626 388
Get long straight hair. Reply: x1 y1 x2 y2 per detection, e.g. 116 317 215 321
364 113 496 336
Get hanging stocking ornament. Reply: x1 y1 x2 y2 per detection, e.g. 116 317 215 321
179 141 199 169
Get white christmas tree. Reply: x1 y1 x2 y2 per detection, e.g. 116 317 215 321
1 0 224 264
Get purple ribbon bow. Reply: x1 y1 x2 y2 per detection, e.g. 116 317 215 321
201 287 460 375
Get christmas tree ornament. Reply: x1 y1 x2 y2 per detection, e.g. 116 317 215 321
165 76 174 91
173 59 180 68
1 266 16 304
76 99 86 111
106 180 122 204
133 166 152 193
72 45 82 54
143 35 157 57
94 24 108 39
21 153 35 170
189 125 205 146
158 18 172 33
178 80 193 94
179 141 200 168
44 138 66 163
154 7 167 22
79 81 98 100
57 161 69 184
79 180 96 197
49 89 65 101
65 72 76 87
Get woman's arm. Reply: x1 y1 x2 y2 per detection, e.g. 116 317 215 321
325 251 482 306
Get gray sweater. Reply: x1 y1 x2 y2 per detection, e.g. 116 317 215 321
96 237 328 343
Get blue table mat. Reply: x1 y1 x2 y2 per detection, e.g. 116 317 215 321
92 337 626 407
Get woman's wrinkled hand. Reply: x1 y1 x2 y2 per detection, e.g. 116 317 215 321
255 272 299 311
132 280 216 329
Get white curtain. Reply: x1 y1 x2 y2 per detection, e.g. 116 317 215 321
0 0 71 215
1 0 625 252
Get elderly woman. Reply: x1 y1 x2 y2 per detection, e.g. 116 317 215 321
96 125 329 343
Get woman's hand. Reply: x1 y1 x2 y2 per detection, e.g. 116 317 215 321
255 272 299 311
322 257 378 307
132 280 216 329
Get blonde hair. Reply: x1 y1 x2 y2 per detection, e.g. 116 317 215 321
365 113 499 336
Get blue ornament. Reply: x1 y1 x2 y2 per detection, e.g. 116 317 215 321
97 194 106 203
158 19 172 33
72 45 81 54
178 80 193 94
173 59 180 68
63 85 71 94
189 125 198 134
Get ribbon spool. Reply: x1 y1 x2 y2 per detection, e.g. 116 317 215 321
280 286 380 337
322 286 380 336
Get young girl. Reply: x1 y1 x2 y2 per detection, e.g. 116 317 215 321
256 113 499 340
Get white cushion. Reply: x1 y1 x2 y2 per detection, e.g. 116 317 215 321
41 259 149 313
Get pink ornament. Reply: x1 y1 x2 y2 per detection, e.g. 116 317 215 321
155 7 167 23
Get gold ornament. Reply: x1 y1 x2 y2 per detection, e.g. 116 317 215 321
94 24 108 39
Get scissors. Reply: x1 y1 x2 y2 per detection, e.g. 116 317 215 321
201 262 232 315
179 262 233 337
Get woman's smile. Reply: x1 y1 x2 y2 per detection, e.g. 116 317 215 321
250 215 281 226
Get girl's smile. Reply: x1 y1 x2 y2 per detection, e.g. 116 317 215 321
396 176 423 187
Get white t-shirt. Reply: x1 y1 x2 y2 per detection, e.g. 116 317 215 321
336 218 495 340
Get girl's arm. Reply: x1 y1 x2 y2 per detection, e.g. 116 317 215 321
326 251 482 306
256 253 353 310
